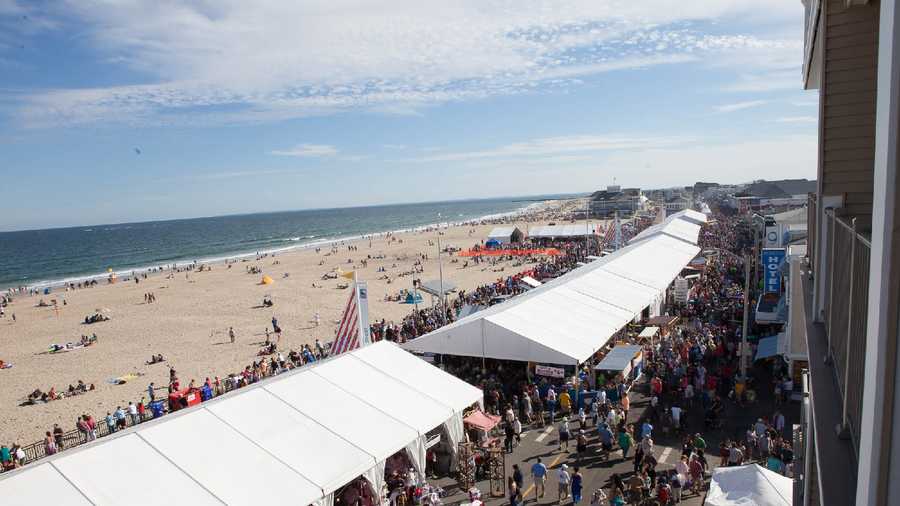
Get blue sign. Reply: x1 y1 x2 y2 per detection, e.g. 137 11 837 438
761 248 786 293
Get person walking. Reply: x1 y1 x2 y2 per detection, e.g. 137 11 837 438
531 457 548 499
558 416 571 452
618 426 634 460
571 466 583 504
229 327 236 344
512 464 524 503
557 464 571 503
508 476 521 506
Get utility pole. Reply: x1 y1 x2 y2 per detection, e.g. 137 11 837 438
740 253 751 378
437 222 447 326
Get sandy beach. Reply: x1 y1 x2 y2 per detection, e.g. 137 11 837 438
0 200 593 445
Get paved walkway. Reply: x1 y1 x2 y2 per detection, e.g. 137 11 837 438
434 363 798 505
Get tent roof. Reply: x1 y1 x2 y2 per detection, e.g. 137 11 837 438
520 276 542 288
595 345 643 371
705 464 793 506
529 224 598 238
419 279 457 296
403 230 700 365
629 210 705 246
638 326 660 338
0 342 480 505
487 226 520 238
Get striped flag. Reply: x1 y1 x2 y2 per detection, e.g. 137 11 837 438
329 280 370 356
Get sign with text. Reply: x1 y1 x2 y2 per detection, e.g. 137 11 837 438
535 364 565 378
761 248 786 294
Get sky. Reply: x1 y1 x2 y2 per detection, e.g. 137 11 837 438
0 0 818 231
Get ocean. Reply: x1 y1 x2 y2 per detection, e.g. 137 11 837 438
0 195 575 290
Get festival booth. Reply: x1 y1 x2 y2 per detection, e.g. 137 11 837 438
0 342 482 506
637 326 660 344
594 345 644 392
704 464 792 506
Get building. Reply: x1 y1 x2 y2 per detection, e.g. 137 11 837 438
664 195 691 213
589 186 647 217
796 1 899 505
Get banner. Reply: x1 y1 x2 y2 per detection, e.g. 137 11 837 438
356 281 371 346
535 364 565 378
761 248 786 294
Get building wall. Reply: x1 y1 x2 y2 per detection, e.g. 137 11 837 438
820 0 880 226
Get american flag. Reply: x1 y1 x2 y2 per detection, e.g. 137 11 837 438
330 288 360 355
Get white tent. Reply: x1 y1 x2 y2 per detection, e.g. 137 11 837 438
529 224 599 239
519 276 542 289
403 229 700 365
0 341 482 506
629 209 705 246
705 464 793 506
487 226 523 244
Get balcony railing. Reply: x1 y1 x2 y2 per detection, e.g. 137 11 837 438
823 207 870 453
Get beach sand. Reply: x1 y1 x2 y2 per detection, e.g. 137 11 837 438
0 200 594 445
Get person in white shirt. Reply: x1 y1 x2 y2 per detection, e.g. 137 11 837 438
127 401 139 425
671 405 682 427
557 464 571 502
641 434 654 455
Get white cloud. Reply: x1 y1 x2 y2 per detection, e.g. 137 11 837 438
715 100 768 113
404 134 692 163
12 0 804 127
776 116 817 123
270 144 338 157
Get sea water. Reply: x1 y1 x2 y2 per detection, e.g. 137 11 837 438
0 195 575 290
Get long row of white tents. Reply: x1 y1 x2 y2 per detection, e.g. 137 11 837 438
403 210 707 366
0 341 483 506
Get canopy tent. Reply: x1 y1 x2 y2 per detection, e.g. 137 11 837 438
487 226 524 244
519 276 542 289
637 326 660 340
629 209 705 246
594 345 643 373
755 335 781 361
529 224 599 239
403 231 701 366
419 279 458 297
705 464 793 506
0 342 482 506
464 410 501 432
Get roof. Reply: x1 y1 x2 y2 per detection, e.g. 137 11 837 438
744 179 816 199
402 230 700 365
487 226 520 239
529 224 599 238
628 210 704 246
594 345 643 372
638 326 660 338
0 341 482 506
705 464 793 506
770 207 808 225
419 279 457 296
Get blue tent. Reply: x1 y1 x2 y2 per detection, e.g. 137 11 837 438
402 292 424 304
485 239 502 248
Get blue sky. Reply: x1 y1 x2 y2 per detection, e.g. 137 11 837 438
0 1 817 231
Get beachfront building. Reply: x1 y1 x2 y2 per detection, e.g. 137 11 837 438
486 226 524 245
795 1 900 505
589 186 647 217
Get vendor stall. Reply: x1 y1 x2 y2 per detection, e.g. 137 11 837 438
594 345 644 389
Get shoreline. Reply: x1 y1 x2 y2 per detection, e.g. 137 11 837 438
4 200 558 293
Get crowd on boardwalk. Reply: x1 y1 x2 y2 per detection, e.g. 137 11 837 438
457 213 796 505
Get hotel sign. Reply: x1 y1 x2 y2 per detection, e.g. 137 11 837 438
761 248 786 294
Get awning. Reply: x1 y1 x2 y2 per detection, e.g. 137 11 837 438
520 276 542 288
637 326 659 339
755 335 781 360
464 410 501 432
419 279 457 297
